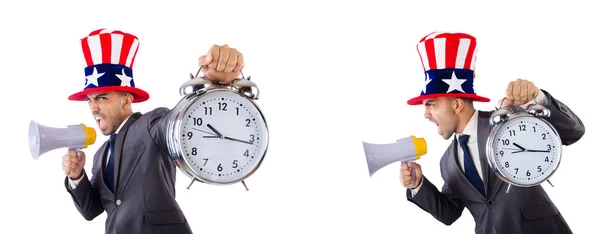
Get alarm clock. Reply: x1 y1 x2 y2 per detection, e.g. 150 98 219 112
486 98 562 193
166 68 269 191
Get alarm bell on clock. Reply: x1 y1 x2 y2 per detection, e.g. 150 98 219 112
489 98 551 126
487 97 562 194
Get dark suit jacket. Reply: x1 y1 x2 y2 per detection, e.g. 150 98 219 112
407 90 585 234
64 107 193 234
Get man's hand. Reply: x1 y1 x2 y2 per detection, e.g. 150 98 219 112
401 162 423 189
500 78 540 106
63 149 85 180
198 44 244 84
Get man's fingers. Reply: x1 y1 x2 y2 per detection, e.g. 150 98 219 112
207 44 220 69
234 52 244 72
513 79 522 101
216 46 231 72
505 81 515 100
224 49 238 73
520 80 529 101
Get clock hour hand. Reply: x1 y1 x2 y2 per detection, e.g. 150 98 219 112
206 124 223 138
512 143 526 151
224 136 254 145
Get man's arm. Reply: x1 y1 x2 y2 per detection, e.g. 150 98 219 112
64 170 105 221
536 89 585 145
406 176 465 225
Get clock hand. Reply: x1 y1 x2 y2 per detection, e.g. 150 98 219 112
223 136 254 145
512 143 526 151
206 124 224 138
526 149 551 153
192 127 217 136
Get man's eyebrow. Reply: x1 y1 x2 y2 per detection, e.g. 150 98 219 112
86 93 108 100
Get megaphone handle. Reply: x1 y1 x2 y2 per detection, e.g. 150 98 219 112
68 147 84 176
406 161 416 187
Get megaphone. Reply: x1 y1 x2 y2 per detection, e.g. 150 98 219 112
362 135 427 178
28 120 97 160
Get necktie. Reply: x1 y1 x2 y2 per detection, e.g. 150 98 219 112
106 134 116 192
458 134 485 195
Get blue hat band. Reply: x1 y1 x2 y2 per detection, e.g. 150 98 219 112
84 64 135 89
421 69 474 95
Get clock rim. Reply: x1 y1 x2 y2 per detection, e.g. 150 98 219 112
166 87 270 186
485 113 562 188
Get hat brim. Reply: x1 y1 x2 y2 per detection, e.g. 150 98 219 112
68 86 150 103
407 93 490 105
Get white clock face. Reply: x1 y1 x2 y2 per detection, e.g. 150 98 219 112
179 90 268 184
490 116 561 186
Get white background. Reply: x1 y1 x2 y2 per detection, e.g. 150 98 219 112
1 0 597 233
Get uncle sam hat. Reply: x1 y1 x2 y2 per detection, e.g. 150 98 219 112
407 32 490 105
68 29 149 103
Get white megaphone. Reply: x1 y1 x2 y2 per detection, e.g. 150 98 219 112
362 135 427 179
28 120 97 160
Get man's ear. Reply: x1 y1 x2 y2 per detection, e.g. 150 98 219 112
453 98 464 114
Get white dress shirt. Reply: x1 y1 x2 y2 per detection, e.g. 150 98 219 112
68 114 132 189
409 91 549 197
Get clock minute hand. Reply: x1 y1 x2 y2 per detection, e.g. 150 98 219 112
224 136 254 145
526 149 551 153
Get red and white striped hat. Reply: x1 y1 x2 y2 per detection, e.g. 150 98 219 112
68 28 149 103
407 32 489 105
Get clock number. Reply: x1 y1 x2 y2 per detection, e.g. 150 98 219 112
544 156 549 162
509 130 516 136
202 158 208 166
236 107 239 115
505 161 510 168
232 160 238 168
245 119 251 127
533 126 537 132
193 117 203 126
217 163 223 172
187 132 193 140
514 168 519 174
244 149 249 157
526 170 531 177
499 150 504 156
249 134 255 143
191 147 197 155
547 144 551 150
218 102 227 111
541 133 546 140
204 107 213 115
537 165 542 172
502 139 510 146
519 124 526 131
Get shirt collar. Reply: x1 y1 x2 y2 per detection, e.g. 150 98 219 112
114 114 132 135
456 110 478 141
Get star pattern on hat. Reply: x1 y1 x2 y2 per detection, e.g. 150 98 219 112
115 68 133 87
86 67 105 87
442 71 466 93
422 73 432 94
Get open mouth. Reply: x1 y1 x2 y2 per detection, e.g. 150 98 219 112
95 116 106 129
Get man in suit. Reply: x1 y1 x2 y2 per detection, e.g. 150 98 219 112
61 29 245 234
400 32 585 234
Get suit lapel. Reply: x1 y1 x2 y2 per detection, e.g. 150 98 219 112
449 138 484 197
476 110 491 197
112 112 142 193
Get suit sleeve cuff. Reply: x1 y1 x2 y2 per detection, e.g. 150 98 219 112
68 172 84 189
409 179 424 197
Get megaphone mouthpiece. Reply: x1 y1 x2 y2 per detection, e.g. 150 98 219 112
28 120 97 160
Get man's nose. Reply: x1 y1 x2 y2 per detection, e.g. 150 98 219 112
89 102 99 112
